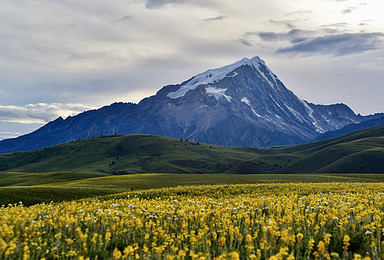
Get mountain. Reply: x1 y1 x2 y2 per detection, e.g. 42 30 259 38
1 126 383 185
314 113 384 141
0 56 366 153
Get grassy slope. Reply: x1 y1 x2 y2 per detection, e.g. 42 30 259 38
0 127 383 188
275 126 384 173
0 134 262 176
3 173 384 206
225 126 384 174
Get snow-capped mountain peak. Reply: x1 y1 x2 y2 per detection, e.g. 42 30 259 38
163 56 362 145
0 56 366 153
167 56 270 99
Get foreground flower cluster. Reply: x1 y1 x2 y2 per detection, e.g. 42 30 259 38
1 183 384 259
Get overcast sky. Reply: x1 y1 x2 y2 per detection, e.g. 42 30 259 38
1 0 384 140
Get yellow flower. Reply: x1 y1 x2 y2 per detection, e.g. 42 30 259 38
113 248 122 260
123 246 134 257
353 254 362 260
343 235 350 252
228 251 240 260
324 233 331 246
308 238 315 252
296 233 304 242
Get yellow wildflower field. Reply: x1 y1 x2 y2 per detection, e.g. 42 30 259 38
1 183 384 259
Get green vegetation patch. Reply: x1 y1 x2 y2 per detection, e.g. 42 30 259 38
0 186 116 207
3 173 384 206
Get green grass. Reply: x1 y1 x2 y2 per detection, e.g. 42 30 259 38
0 127 384 189
3 173 384 206
0 127 383 212
275 127 384 173
0 186 116 207
0 171 108 186
0 135 262 176
53 173 384 189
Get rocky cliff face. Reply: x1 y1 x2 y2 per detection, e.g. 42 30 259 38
0 56 366 153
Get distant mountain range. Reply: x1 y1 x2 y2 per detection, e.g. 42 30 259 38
0 56 378 154
314 113 384 141
1 126 383 177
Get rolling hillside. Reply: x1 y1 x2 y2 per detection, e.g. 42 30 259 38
0 126 383 187
0 134 263 186
230 126 384 174
276 126 384 173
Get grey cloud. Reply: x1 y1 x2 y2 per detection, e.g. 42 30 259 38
268 19 301 29
285 10 313 17
145 0 186 9
342 2 367 14
0 131 22 140
276 33 384 56
238 38 253 46
243 32 259 37
342 7 356 14
201 16 228 23
257 29 314 43
0 103 95 124
257 32 282 41
240 29 312 47
359 20 373 27
320 23 349 34
321 23 348 28
113 15 132 23
238 32 259 46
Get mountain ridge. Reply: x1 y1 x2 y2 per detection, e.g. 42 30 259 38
0 56 372 153
314 113 384 141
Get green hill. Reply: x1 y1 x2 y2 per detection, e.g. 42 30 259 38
0 134 264 185
275 126 384 173
1 126 384 186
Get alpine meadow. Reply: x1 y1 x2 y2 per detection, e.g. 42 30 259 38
1 0 384 259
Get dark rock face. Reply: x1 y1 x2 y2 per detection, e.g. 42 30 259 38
0 56 367 153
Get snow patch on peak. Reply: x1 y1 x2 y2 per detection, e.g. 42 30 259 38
226 71 238 78
253 62 279 90
206 87 232 102
241 97 251 106
299 99 314 114
167 56 266 99
299 99 325 133
285 104 305 123
241 97 262 117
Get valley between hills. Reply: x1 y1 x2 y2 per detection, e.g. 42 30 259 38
0 125 383 206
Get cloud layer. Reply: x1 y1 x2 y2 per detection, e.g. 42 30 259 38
0 0 383 139
0 103 95 124
145 0 186 9
276 33 384 56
